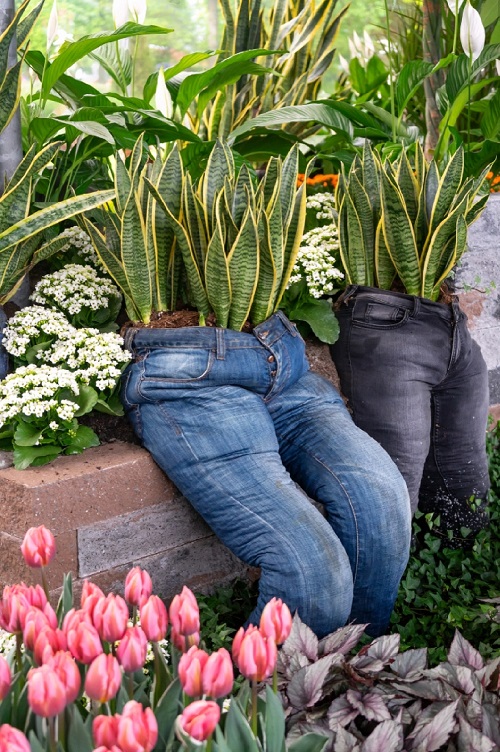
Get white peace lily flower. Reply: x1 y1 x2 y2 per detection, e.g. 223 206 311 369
338 54 350 74
155 68 174 119
460 1 485 61
496 60 500 76
128 0 147 24
363 30 375 55
46 0 59 51
113 0 130 27
446 0 466 13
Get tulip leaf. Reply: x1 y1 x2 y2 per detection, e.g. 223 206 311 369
264 685 286 752
287 733 329 751
154 678 182 751
225 699 261 752
66 704 94 752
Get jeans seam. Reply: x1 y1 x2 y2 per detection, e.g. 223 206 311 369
429 395 450 494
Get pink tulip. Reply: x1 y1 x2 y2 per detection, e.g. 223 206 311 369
85 654 122 703
21 525 56 568
33 627 67 665
169 587 200 637
171 628 200 653
234 627 277 682
117 700 158 752
93 715 120 748
202 648 234 698
140 595 168 642
63 607 93 632
260 598 293 645
93 594 129 643
21 584 48 612
0 585 30 633
81 580 105 607
232 623 257 664
27 664 67 717
66 619 104 665
124 567 153 608
91 746 122 752
0 724 31 752
0 656 11 700
116 626 148 672
23 605 58 651
46 651 81 703
178 700 220 742
178 646 209 697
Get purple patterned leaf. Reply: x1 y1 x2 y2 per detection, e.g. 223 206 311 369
328 696 360 729
349 654 385 674
391 648 428 679
458 717 495 752
448 630 484 670
482 705 500 746
287 654 341 708
475 656 500 689
361 720 401 752
283 614 319 662
344 690 392 723
391 679 456 701
334 726 362 752
428 663 475 695
319 623 368 657
364 634 400 663
409 700 459 751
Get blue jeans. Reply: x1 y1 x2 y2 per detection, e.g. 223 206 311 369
331 286 490 544
121 312 411 637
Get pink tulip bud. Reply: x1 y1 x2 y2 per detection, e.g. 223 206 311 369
46 651 81 704
116 626 148 673
23 605 58 651
93 594 129 644
140 595 168 642
231 624 257 664
124 567 153 608
22 584 48 612
178 646 209 697
85 654 122 704
21 525 56 568
92 747 123 752
34 627 67 666
0 586 30 634
27 664 67 717
0 656 11 700
234 627 277 682
0 724 31 752
202 648 234 698
260 598 293 645
93 715 120 748
178 700 220 742
81 580 105 607
171 628 200 653
169 587 200 637
117 700 158 752
67 619 104 665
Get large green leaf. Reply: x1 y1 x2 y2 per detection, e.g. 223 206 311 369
143 51 217 103
229 103 354 143
481 88 500 141
15 1 44 50
42 23 174 98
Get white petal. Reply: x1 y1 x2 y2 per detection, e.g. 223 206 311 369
155 68 173 119
460 2 485 61
446 0 466 14
496 59 500 76
363 30 375 55
46 0 59 51
113 0 129 28
348 38 358 59
352 30 362 53
128 0 147 24
338 53 350 74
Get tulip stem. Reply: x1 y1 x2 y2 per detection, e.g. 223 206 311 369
272 667 278 694
41 567 50 601
251 681 258 736
132 605 138 626
15 633 22 675
206 735 213 752
128 672 134 700
48 716 57 752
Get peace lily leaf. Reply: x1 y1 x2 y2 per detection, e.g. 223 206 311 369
42 23 174 97
395 60 434 114
229 103 354 143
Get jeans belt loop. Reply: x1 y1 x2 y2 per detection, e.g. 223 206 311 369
216 328 226 360
451 296 461 323
122 327 137 352
411 297 420 318
340 285 359 306
277 310 298 336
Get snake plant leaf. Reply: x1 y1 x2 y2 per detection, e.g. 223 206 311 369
185 174 208 275
251 210 277 325
380 171 420 295
129 133 146 193
0 60 23 136
202 140 234 235
145 179 210 319
121 189 153 324
344 187 367 285
414 142 427 187
397 151 419 224
15 1 44 51
0 0 31 83
276 173 309 306
374 217 397 290
100 212 122 261
421 197 468 299
336 196 352 285
0 234 39 302
0 176 30 232
227 204 259 331
284 0 332 59
115 155 131 216
235 0 251 53
424 160 440 224
232 164 254 226
426 148 464 244
431 215 468 300
268 0 288 51
360 142 380 220
263 158 281 209
3 142 60 196
280 143 299 228
0 190 115 256
81 217 135 306
349 171 374 286
205 199 231 327
465 193 489 226
415 177 428 255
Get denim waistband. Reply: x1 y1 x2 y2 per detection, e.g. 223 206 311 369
122 311 298 354
338 285 461 323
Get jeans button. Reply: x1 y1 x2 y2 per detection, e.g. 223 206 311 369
267 355 275 363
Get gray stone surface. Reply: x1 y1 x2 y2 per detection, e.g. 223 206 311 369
456 194 500 405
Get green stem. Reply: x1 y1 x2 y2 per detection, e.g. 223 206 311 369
251 680 258 736
41 567 50 601
15 633 22 675
48 716 57 752
383 0 397 143
131 37 140 97
467 54 472 150
272 667 278 694
132 605 137 626
128 671 134 700
115 40 128 95
452 0 459 55
206 735 213 752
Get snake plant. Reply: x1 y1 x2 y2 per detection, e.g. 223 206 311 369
336 143 490 301
83 137 308 330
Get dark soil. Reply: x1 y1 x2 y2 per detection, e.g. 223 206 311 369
79 411 140 445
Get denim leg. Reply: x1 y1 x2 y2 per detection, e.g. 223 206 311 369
268 371 411 636
130 384 354 637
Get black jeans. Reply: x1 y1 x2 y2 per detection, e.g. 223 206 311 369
330 286 490 545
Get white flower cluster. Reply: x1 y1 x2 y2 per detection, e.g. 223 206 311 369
3 306 74 357
0 365 80 428
289 225 344 298
306 192 336 222
40 328 131 392
30 264 121 316
55 226 102 268
0 628 17 656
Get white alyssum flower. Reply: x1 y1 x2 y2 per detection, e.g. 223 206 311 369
30 264 121 317
0 365 80 428
3 306 74 358
39 329 131 392
54 226 103 269
289 225 344 298
306 192 336 223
